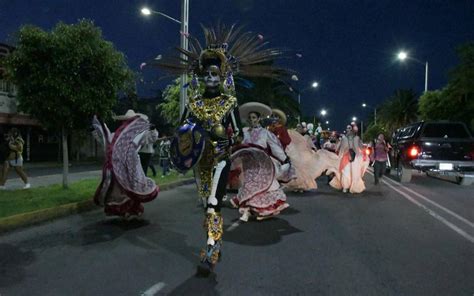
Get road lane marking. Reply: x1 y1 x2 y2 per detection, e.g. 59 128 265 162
141 282 166 296
226 221 240 231
382 179 474 244
366 170 474 244
367 168 474 229
382 174 474 229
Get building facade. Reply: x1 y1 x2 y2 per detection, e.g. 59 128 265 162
0 42 99 162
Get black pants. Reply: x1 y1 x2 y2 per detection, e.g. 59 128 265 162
374 160 387 184
138 153 153 176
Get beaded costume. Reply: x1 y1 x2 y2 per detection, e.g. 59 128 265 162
147 23 292 273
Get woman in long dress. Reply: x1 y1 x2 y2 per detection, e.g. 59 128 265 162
92 110 159 218
329 123 369 193
230 103 290 221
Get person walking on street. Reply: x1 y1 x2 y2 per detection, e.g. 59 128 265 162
158 134 171 178
138 116 158 177
0 128 30 189
370 133 391 185
315 122 323 149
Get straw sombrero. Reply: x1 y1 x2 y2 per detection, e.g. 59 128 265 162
239 102 272 122
113 109 148 121
271 108 287 125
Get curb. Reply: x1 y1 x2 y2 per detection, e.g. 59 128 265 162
0 178 195 234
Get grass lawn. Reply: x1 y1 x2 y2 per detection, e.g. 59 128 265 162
0 171 193 219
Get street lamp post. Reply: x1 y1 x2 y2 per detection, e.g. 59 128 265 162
397 51 428 93
180 0 189 117
296 81 319 123
141 3 189 117
362 103 377 125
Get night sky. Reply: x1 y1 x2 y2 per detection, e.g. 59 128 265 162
1 0 473 131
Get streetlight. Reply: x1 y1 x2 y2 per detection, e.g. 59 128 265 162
141 2 189 117
325 120 329 124
362 103 377 125
296 81 319 123
397 50 429 93
352 116 357 121
320 109 327 116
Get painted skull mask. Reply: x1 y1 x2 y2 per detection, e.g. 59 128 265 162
203 65 221 89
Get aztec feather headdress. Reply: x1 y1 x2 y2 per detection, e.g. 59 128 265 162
146 23 295 92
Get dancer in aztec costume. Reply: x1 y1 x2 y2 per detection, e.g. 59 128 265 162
148 24 293 273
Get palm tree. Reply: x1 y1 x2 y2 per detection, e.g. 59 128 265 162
157 76 299 127
236 76 299 120
378 89 419 135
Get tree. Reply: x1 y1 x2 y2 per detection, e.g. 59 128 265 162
418 43 474 130
446 42 474 130
378 89 419 135
236 77 299 125
158 77 182 127
2 20 134 188
449 42 474 97
418 89 448 121
362 124 388 143
158 76 299 127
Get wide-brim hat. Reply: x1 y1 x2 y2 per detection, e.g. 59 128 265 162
113 109 148 121
239 102 272 122
271 108 287 126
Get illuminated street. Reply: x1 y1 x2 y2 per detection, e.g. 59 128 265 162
1 1 473 295
1 172 473 295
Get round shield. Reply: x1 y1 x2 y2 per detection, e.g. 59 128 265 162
170 120 207 172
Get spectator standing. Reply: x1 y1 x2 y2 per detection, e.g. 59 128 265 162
138 135 157 177
159 135 171 178
315 122 323 149
137 115 158 177
0 128 30 189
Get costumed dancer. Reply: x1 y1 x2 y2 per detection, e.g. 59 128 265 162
322 131 341 184
305 123 317 150
147 24 293 273
267 108 292 150
230 103 290 222
91 110 159 218
322 131 339 153
328 123 369 193
269 109 320 191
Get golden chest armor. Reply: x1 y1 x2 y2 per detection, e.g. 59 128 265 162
188 95 237 136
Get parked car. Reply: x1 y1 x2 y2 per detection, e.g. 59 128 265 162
391 121 474 185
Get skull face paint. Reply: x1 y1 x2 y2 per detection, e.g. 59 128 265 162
203 65 221 89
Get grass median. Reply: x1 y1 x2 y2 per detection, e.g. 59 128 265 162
0 171 193 219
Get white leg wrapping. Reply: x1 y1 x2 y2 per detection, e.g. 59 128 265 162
207 160 226 207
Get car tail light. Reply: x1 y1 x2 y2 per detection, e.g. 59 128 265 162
467 150 474 160
408 146 419 158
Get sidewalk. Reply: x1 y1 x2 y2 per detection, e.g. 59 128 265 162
0 163 194 233
3 170 103 190
1 160 102 190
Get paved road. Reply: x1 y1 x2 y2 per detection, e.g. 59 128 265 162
1 171 473 295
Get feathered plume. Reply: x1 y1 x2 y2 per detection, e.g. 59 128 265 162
146 23 296 82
